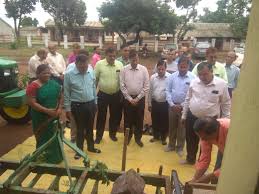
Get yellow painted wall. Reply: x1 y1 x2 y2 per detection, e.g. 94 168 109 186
217 1 259 194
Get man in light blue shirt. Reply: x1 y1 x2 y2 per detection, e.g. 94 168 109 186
64 54 101 159
225 51 240 97
165 55 196 156
65 49 92 143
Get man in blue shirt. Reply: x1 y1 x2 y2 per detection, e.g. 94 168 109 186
64 54 101 159
165 55 196 156
225 51 240 97
65 49 92 143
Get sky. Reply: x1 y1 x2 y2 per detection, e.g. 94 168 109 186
0 0 218 27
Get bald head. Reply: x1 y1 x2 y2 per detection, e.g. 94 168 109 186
226 51 237 65
48 43 57 55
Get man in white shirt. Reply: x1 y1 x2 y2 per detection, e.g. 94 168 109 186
46 44 66 84
153 49 178 74
181 61 231 165
28 48 48 82
148 60 170 145
120 50 149 147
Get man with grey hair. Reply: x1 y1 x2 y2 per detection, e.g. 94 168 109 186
28 48 48 82
225 51 240 97
46 43 66 84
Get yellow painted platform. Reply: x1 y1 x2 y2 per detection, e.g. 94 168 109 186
0 129 217 193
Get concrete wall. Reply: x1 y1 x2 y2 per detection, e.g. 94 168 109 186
217 1 259 194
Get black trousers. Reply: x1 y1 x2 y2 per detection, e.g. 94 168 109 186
117 91 124 128
228 88 233 98
71 101 96 151
211 151 223 184
51 75 63 85
151 100 168 141
96 91 121 140
123 97 145 141
214 151 223 171
185 110 199 163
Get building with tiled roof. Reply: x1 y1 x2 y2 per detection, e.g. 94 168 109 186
45 19 105 42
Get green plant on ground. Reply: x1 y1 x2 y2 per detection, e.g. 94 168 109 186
18 73 30 89
10 42 18 50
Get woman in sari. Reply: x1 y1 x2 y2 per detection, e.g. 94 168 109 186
26 64 63 164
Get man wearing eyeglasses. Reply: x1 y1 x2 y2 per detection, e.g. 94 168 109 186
192 47 228 82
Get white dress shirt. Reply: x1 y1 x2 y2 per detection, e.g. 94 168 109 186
46 52 66 77
182 76 231 119
28 55 48 78
120 64 149 101
148 72 170 106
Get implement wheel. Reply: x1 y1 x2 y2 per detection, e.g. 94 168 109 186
0 104 31 124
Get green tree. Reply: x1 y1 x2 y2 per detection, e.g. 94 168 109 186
4 0 38 39
163 0 202 40
199 0 251 39
40 0 87 43
20 16 39 27
98 0 179 48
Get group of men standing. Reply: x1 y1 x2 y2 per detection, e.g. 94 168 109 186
27 43 240 178
148 46 239 183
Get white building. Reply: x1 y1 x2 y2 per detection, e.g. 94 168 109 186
0 18 14 43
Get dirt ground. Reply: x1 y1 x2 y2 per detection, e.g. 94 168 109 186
0 47 228 157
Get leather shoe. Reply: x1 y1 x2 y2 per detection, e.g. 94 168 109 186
149 138 159 143
164 146 175 152
95 139 101 144
88 148 101 153
110 136 118 142
161 140 167 145
177 150 184 157
136 140 144 147
179 159 195 165
74 153 81 160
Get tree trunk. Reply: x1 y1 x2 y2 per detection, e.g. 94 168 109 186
13 18 19 40
118 32 127 48
120 30 141 48
17 16 21 41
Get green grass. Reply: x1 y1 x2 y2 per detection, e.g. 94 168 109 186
0 46 96 63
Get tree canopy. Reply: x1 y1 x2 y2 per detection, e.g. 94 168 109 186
98 0 179 47
20 16 39 27
40 0 87 42
4 0 38 38
173 0 201 40
199 0 251 39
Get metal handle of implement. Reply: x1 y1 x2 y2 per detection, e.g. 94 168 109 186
171 170 182 194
